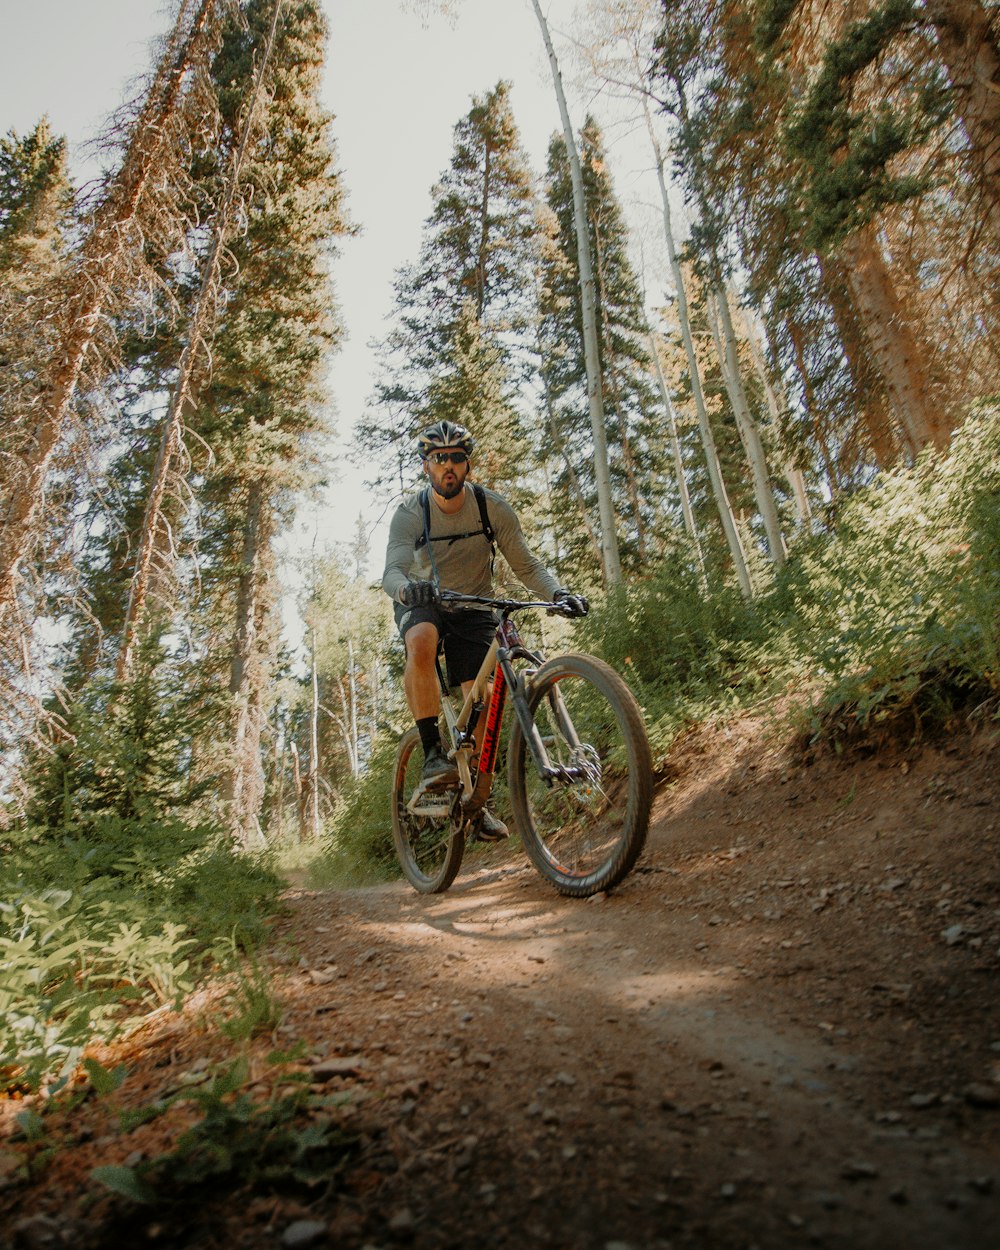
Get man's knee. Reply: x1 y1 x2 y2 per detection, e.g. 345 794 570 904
404 622 439 668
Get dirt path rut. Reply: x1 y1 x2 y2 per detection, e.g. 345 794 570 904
267 717 999 1250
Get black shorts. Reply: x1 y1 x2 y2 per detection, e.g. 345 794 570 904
394 604 498 687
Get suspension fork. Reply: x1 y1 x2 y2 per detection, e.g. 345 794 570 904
508 662 587 784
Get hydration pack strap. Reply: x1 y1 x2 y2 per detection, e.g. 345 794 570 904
416 484 496 576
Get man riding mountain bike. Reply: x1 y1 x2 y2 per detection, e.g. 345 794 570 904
382 420 588 841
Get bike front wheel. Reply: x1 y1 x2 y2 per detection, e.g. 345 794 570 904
508 653 653 898
391 728 465 893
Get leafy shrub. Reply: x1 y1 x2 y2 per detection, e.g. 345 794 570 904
91 1057 359 1212
2 639 285 1094
776 410 1000 741
0 888 195 1093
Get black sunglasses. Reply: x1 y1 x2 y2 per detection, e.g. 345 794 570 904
427 450 469 466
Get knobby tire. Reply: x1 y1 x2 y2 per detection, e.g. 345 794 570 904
508 652 652 897
391 728 464 893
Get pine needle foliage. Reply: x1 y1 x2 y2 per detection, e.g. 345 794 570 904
362 81 539 496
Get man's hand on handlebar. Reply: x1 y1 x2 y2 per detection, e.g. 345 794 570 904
398 579 441 608
552 588 589 618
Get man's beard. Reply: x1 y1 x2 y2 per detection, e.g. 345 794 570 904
433 476 465 501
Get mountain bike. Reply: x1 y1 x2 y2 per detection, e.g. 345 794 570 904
390 592 653 898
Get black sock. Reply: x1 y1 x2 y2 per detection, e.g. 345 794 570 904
416 717 440 756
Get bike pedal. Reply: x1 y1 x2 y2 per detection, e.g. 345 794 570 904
408 798 453 818
407 782 454 818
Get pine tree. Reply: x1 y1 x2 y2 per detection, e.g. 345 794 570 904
38 0 350 846
653 0 997 472
0 120 71 289
0 0 222 621
189 0 350 845
364 82 539 497
538 120 669 581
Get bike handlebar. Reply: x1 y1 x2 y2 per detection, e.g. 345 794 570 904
438 590 578 617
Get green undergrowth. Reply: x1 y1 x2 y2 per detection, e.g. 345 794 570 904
89 1056 359 1217
2 645 285 1096
6 1049 359 1227
581 407 1000 755
308 713 519 887
0 831 284 1096
308 733 402 887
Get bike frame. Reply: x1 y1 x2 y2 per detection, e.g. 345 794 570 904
407 598 587 825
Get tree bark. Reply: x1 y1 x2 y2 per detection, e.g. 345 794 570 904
926 0 1000 224
837 223 949 457
708 286 787 567
531 0 622 586
737 305 812 528
348 638 359 780
649 332 707 585
223 481 269 849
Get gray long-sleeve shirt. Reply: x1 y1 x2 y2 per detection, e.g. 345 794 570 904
382 484 561 604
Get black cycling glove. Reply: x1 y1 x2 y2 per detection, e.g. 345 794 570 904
398 579 440 608
553 588 589 618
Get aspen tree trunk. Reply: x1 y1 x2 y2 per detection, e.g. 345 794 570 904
838 223 948 457
531 0 622 586
290 741 305 842
648 332 707 585
646 114 752 597
308 633 321 840
332 684 355 776
708 286 786 567
737 306 812 527
0 0 217 619
348 639 359 780
224 481 269 849
117 0 286 680
927 0 1000 222
370 660 380 750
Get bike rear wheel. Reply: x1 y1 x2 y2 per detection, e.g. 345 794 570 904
508 653 652 898
391 728 465 893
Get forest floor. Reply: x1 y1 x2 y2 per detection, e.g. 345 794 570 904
2 706 999 1250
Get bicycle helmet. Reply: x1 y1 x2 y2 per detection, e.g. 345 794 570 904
416 420 476 459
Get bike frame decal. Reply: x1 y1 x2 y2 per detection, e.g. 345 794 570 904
478 663 507 776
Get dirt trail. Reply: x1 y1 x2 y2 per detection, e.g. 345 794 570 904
4 713 999 1249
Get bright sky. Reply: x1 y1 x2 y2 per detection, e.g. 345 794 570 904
0 0 667 594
